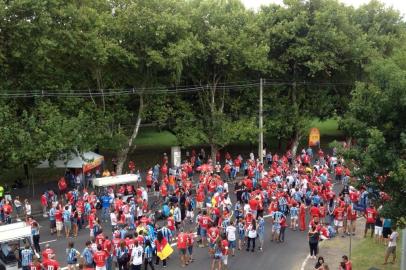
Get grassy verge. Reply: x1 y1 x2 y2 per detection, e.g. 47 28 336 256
351 236 401 270
311 118 343 137
134 127 178 148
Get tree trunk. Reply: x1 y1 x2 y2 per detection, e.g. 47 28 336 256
345 136 352 148
116 93 144 175
210 144 217 164
291 130 301 157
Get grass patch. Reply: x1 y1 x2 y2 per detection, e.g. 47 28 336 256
351 236 401 270
311 118 343 137
134 127 178 148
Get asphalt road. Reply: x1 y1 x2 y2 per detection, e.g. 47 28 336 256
36 213 309 270
29 179 344 270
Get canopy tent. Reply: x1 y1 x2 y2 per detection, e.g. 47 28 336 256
37 151 104 173
93 174 139 187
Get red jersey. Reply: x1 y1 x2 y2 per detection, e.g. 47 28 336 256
208 227 219 243
103 239 112 254
167 217 175 231
365 208 377 224
43 259 59 270
93 250 108 267
42 248 55 261
96 233 105 246
310 206 320 218
248 198 258 211
319 206 326 218
221 239 229 255
187 233 194 246
3 204 12 214
30 262 42 270
55 209 62 222
347 205 357 221
112 239 121 256
333 207 344 221
177 233 188 249
125 238 135 254
160 185 168 197
199 215 212 230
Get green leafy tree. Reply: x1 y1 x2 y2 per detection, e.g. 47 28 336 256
338 46 406 224
258 0 369 155
174 0 265 161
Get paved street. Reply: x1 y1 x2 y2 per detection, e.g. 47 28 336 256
35 213 309 270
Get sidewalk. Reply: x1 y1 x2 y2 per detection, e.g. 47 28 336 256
303 218 401 270
303 218 365 270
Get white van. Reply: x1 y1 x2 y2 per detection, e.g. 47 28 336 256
0 222 37 270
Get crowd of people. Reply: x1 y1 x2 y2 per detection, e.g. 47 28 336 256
0 146 398 270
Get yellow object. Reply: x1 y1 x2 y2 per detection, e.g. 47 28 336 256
136 225 146 234
308 128 320 147
157 243 173 260
0 185 3 197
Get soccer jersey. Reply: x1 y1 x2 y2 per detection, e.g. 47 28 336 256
21 249 33 267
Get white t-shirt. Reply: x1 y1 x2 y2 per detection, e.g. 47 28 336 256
243 204 250 215
25 204 31 215
131 246 143 265
110 213 117 226
226 225 236 241
223 182 229 193
388 231 399 247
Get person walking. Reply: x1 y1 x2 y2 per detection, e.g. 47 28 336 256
143 240 155 270
383 226 399 265
31 221 41 253
66 242 80 270
24 199 31 218
225 220 237 256
211 238 222 270
130 240 143 270
14 196 23 221
81 241 94 269
21 243 34 270
246 219 257 252
154 231 168 267
116 241 129 270
308 225 320 259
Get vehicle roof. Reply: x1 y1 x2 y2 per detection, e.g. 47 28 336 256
93 174 139 187
0 222 32 242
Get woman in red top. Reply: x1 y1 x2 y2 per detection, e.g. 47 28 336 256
299 202 307 231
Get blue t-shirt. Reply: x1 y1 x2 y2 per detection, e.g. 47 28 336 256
21 249 33 266
101 196 111 208
63 210 71 222
162 205 170 217
290 207 299 217
383 219 392 228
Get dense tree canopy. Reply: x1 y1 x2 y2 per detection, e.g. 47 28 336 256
0 0 405 219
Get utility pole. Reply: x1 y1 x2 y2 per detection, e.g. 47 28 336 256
401 228 406 270
259 78 264 163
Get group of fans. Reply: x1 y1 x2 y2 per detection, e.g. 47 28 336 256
3 147 392 270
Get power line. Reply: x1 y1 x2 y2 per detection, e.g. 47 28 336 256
0 80 354 98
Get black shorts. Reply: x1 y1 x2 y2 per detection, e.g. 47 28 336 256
50 220 56 229
382 227 392 238
365 223 374 230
